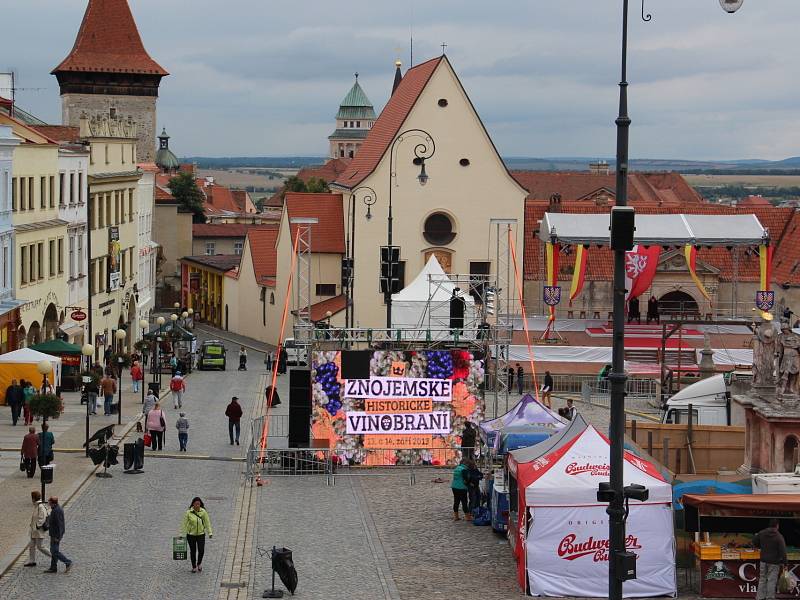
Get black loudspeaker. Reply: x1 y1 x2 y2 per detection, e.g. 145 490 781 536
610 206 635 251
340 351 371 380
288 369 311 448
449 294 465 331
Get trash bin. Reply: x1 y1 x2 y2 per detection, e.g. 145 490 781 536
40 464 54 484
271 547 297 594
123 443 135 470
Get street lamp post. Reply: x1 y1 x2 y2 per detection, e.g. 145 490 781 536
347 186 375 329
36 359 53 500
154 316 165 388
187 307 194 330
605 4 744 599
364 129 435 328
139 319 148 405
82 343 94 457
115 329 126 425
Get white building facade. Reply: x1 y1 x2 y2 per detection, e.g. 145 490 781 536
136 165 158 330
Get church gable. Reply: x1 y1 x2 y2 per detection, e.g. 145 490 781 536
657 248 720 276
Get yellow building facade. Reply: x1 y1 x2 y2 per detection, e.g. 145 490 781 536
83 113 141 358
1 115 70 346
180 255 239 330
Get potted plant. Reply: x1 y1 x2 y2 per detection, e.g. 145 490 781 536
29 393 64 423
111 352 131 370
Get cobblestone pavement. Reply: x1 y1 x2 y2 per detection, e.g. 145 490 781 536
0 329 265 599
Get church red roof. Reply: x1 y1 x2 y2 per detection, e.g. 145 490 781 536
52 0 168 76
334 57 442 189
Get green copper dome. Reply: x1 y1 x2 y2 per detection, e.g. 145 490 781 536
335 78 376 121
155 127 179 171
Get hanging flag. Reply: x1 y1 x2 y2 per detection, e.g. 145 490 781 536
684 245 710 300
759 244 773 291
624 245 661 301
569 245 588 303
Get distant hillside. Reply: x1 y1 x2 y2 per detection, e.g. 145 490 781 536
183 155 800 174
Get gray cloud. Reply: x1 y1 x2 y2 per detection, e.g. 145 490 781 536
2 0 798 159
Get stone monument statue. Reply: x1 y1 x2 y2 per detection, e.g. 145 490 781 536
778 321 800 396
752 316 777 389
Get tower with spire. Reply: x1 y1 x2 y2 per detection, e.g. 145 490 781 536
52 0 168 162
328 74 376 160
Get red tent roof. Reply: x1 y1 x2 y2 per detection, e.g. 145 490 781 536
52 0 168 76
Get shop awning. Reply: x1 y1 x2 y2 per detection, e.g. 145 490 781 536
538 212 767 246
682 493 800 515
30 339 83 355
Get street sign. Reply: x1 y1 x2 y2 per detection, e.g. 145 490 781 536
71 310 87 321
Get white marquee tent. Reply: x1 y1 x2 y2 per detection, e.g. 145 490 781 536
391 255 476 338
512 425 676 598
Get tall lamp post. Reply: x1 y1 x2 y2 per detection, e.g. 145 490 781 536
82 343 94 457
347 186 376 329
139 318 148 405
187 307 194 330
604 3 744 599
367 128 434 328
153 316 165 388
114 329 126 425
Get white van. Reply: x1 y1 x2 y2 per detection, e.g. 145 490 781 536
661 373 731 426
283 338 307 366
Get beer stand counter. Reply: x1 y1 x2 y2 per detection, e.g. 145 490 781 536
682 493 800 598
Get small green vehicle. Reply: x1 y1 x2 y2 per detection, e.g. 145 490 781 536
198 340 226 370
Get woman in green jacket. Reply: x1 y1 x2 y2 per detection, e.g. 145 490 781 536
451 460 470 521
180 497 213 572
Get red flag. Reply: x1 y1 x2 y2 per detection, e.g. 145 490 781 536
625 245 661 300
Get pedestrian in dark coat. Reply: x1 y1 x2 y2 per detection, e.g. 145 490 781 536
516 363 525 394
461 422 477 460
265 352 273 372
5 379 24 426
45 496 72 573
21 427 39 478
225 397 243 445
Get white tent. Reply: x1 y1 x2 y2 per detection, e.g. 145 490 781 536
391 255 476 339
517 425 676 598
0 348 62 395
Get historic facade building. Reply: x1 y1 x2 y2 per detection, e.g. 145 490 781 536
0 125 21 351
328 75 376 160
83 112 141 357
52 0 168 163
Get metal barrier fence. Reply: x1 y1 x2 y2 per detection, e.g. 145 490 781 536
245 446 475 486
580 378 658 408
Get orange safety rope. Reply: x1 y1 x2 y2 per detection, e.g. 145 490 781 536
508 226 541 401
259 229 301 460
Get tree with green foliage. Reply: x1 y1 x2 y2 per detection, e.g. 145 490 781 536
278 175 329 202
168 171 206 223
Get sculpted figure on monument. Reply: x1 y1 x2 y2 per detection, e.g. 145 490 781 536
752 316 777 388
778 321 800 396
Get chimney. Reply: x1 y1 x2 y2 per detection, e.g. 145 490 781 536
548 193 562 213
589 160 609 175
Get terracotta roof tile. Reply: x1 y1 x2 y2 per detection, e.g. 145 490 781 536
180 254 241 272
231 189 257 213
155 184 174 202
192 223 276 238
334 57 442 189
247 228 279 285
52 0 168 76
285 193 345 254
29 125 81 144
292 294 347 323
266 159 351 207
739 195 772 207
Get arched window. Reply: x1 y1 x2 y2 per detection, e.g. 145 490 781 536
270 292 275 305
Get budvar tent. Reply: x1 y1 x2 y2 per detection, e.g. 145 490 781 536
508 425 675 598
0 348 62 403
391 255 476 338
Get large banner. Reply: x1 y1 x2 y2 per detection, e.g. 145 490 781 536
108 226 121 292
311 349 485 465
526 504 676 598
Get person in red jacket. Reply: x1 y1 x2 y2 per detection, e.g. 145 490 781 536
224 397 243 445
130 361 144 394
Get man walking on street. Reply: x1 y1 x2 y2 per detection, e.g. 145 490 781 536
130 361 143 394
754 518 787 600
6 378 24 425
170 373 186 409
25 490 51 567
176 412 189 451
44 496 72 573
100 373 117 416
225 397 243 445
265 351 273 372
21 426 39 478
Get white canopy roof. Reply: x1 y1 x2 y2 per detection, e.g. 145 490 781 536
0 347 63 365
392 255 474 304
523 425 672 506
539 212 767 246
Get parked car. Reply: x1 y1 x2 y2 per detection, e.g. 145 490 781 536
283 338 307 366
198 340 226 370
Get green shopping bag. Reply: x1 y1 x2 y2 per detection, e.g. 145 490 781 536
172 536 188 561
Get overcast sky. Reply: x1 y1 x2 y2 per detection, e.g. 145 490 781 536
3 0 799 160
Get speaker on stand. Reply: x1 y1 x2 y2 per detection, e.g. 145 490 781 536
288 369 311 448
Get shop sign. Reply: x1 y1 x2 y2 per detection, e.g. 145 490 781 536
71 310 87 321
700 559 800 598
62 355 81 366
